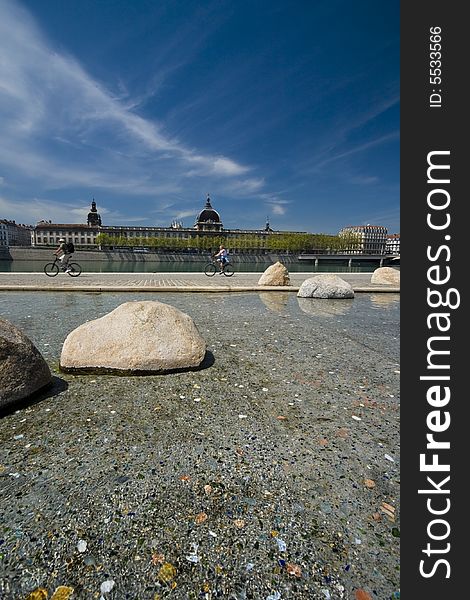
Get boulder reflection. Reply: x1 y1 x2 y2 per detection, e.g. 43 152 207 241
258 292 289 313
369 293 400 308
297 297 354 317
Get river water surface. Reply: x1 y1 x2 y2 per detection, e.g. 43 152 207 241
0 259 382 273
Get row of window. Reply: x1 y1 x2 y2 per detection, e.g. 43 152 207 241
35 237 97 244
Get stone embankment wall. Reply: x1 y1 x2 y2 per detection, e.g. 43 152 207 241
3 247 300 264
0 246 11 260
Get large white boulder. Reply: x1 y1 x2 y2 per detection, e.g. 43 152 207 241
371 267 400 286
257 262 290 286
0 318 52 409
60 301 206 373
297 274 354 299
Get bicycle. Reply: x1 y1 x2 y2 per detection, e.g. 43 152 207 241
44 256 82 277
204 257 234 277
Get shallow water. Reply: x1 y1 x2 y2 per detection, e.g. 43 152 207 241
0 292 400 599
0 291 399 361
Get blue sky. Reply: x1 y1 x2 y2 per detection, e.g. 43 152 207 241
0 0 399 234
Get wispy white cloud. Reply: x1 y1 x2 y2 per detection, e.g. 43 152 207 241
356 205 400 229
350 175 380 185
183 155 250 177
0 0 257 209
325 132 398 166
263 197 291 216
298 90 399 176
221 177 265 194
307 131 399 173
271 204 286 215
175 209 197 218
340 95 399 138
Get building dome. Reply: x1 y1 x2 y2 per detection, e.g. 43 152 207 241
195 195 223 231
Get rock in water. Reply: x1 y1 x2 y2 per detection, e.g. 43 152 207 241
371 267 400 285
60 301 206 373
0 318 52 408
257 262 290 286
297 274 354 299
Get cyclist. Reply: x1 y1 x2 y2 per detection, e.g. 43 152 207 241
53 238 72 272
213 245 229 274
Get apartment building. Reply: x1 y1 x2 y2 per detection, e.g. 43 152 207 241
0 219 32 246
385 233 400 255
338 224 388 254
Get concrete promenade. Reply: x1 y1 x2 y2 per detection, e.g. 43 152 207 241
0 271 399 292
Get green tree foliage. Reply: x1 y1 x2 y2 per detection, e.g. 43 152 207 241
265 233 360 253
95 231 361 253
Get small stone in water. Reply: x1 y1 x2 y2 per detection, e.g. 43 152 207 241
186 554 199 563
355 590 373 600
100 580 115 594
286 562 302 577
195 512 208 524
158 563 176 583
51 587 74 600
276 538 287 552
25 590 48 600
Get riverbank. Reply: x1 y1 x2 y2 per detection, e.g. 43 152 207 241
2 247 302 264
0 271 400 293
0 248 399 274
0 291 400 599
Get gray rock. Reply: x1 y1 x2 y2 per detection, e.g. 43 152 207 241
257 262 290 286
371 267 400 285
60 300 206 373
297 274 354 299
0 318 52 408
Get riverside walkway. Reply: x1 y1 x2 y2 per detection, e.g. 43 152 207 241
0 271 399 292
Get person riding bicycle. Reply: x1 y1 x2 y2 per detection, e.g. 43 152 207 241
54 238 72 272
213 245 229 273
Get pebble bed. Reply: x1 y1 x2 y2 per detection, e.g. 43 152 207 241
0 291 400 600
